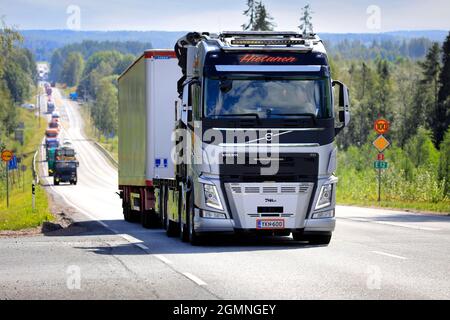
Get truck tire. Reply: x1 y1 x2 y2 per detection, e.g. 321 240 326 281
179 190 190 242
187 189 203 245
165 215 179 237
123 202 137 222
141 210 159 229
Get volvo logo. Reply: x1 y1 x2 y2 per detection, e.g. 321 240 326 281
265 133 273 142
265 198 276 203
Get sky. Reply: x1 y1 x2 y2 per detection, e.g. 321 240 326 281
1 0 449 33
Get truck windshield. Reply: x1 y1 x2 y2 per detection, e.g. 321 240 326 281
204 77 332 119
56 162 76 169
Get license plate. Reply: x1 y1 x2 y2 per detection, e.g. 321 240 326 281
256 219 285 230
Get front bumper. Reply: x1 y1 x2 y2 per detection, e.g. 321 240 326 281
193 211 335 233
194 176 337 234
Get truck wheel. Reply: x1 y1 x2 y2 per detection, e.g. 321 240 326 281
165 215 179 237
179 190 190 242
123 202 134 222
141 210 159 229
187 190 202 245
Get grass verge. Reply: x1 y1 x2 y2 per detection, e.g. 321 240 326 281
0 104 53 231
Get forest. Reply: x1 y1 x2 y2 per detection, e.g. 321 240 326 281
2 0 449 211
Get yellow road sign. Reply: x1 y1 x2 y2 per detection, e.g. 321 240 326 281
373 135 390 153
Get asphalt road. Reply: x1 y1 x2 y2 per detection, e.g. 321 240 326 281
0 88 449 299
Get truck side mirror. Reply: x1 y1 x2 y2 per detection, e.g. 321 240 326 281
332 80 350 135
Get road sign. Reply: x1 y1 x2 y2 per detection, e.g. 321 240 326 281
373 135 390 153
374 119 390 135
1 150 13 162
374 160 388 169
377 153 385 160
8 155 18 170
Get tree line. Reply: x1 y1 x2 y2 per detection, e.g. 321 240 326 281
49 40 153 136
0 21 37 147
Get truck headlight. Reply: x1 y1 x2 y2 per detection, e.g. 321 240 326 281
203 184 223 211
315 184 333 210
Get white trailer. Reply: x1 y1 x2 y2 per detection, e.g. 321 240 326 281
118 50 180 226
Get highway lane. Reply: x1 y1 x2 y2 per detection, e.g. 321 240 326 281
0 87 449 299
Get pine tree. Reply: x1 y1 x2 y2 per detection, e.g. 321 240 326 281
253 2 275 31
437 32 450 147
242 0 256 31
298 4 314 35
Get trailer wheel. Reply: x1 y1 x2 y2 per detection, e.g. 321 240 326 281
123 202 136 222
141 210 159 229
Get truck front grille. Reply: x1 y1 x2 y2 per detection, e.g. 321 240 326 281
230 183 312 194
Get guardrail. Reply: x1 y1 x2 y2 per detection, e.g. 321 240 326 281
92 141 118 168
32 148 39 184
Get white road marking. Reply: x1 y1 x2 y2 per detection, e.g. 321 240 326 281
183 272 207 286
154 255 173 265
120 234 143 244
339 217 441 231
135 243 150 251
371 250 407 260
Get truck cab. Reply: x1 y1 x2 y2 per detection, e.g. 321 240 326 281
54 160 78 185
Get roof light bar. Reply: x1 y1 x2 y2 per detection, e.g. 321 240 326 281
231 39 306 46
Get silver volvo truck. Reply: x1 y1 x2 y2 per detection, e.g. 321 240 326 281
118 31 350 245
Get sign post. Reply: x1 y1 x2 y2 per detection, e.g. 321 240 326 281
1 150 13 208
372 119 390 203
32 182 35 211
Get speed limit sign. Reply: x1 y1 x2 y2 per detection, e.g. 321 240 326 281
374 119 390 135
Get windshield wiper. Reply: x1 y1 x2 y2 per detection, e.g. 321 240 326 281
214 113 260 120
266 112 317 123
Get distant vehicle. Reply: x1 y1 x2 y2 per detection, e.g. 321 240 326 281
45 138 59 170
55 146 76 161
45 128 58 139
47 101 55 114
69 92 78 100
21 103 35 110
54 160 78 185
51 111 60 122
51 81 56 87
62 139 72 147
47 148 56 176
48 121 59 131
